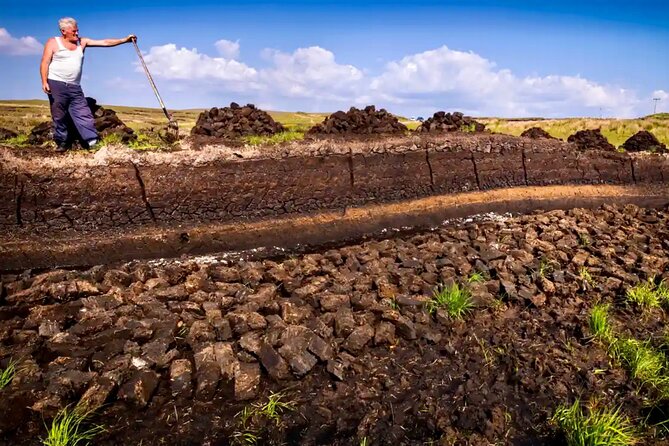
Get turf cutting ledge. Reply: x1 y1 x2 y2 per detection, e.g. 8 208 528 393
1 134 669 270
1 184 667 271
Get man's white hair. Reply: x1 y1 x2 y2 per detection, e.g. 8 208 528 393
58 17 78 31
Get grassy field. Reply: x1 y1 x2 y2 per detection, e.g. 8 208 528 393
0 100 329 135
481 114 669 147
0 100 667 147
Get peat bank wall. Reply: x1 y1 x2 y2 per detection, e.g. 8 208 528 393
1 134 668 270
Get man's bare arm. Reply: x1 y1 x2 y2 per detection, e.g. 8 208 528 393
81 35 135 48
40 38 55 94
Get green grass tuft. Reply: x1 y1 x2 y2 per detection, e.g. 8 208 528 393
587 302 669 399
253 391 296 426
99 133 124 147
230 431 260 446
552 399 639 446
579 267 596 290
243 131 304 146
427 282 475 319
626 279 662 309
232 392 296 445
610 338 669 392
588 297 669 404
467 271 486 283
460 123 478 133
0 358 17 389
128 133 164 151
537 257 556 278
656 280 669 304
232 405 259 445
589 304 613 343
3 134 29 146
42 406 105 446
578 232 591 247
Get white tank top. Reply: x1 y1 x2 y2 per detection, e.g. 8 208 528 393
47 37 84 85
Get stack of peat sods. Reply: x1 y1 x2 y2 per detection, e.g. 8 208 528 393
520 127 556 139
415 111 485 133
190 103 285 138
306 105 408 136
621 130 668 153
567 129 616 151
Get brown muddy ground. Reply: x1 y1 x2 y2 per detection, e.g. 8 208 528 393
3 203 669 445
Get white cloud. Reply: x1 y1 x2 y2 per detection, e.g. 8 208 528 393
371 46 501 96
259 46 364 100
369 45 639 117
214 39 240 59
139 44 260 92
141 41 650 117
653 90 668 101
0 28 42 55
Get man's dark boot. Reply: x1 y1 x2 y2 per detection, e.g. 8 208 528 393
55 142 69 153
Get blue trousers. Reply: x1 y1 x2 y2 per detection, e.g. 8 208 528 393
47 79 98 144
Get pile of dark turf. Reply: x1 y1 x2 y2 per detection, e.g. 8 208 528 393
306 105 408 136
415 111 485 133
190 103 285 138
621 130 668 153
567 129 616 151
520 127 556 139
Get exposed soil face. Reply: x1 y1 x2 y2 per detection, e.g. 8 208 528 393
190 103 286 139
622 130 668 154
2 204 669 445
2 183 667 273
415 111 485 133
3 132 669 270
28 97 136 147
567 129 617 152
520 127 556 139
306 106 408 136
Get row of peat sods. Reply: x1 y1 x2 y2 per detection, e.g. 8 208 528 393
523 127 668 154
188 104 489 139
1 101 665 153
188 102 668 152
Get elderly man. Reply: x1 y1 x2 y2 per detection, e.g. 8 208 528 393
40 17 135 152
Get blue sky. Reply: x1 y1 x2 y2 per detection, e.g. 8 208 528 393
1 0 667 117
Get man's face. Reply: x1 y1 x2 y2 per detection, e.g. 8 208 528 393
61 25 79 40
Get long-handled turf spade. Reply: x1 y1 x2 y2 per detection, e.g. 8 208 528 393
132 38 179 143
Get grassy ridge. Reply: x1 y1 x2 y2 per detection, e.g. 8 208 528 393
1 100 668 147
